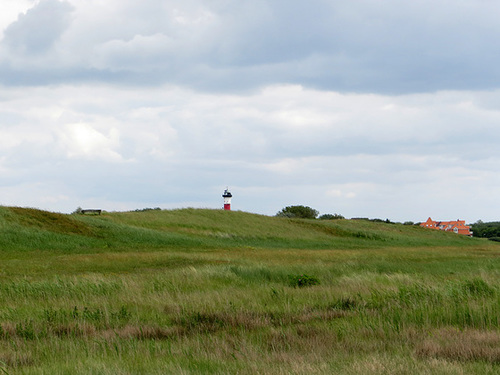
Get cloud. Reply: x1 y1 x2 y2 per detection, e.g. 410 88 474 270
2 0 74 55
58 123 123 162
90 34 176 71
0 1 34 39
1 0 500 93
1 1 500 223
1 82 500 221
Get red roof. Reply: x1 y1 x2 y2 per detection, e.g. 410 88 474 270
420 217 472 236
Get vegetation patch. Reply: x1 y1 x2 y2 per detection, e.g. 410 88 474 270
288 274 320 288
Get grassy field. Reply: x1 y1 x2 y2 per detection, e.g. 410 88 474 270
0 206 499 374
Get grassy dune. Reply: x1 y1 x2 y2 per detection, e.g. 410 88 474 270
0 207 499 374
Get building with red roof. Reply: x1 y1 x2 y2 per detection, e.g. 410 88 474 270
420 217 472 236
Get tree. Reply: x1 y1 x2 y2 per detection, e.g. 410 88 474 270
469 221 500 238
276 205 319 219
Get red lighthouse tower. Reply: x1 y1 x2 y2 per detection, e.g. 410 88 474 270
222 188 232 210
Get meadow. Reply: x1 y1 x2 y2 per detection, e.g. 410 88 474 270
0 206 499 374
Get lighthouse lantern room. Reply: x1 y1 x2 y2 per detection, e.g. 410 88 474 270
222 188 232 210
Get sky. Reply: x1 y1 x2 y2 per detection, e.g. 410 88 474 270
1 0 500 222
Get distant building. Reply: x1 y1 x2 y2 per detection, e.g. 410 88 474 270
420 217 472 236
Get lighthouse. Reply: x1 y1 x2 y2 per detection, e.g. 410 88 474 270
222 188 232 210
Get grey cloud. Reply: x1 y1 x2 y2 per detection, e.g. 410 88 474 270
2 0 500 93
2 0 74 55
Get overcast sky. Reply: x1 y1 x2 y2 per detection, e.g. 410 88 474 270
1 0 500 222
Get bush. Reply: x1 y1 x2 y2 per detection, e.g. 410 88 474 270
318 213 345 220
288 274 320 288
72 207 83 215
276 205 319 219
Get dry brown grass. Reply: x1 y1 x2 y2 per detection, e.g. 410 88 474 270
7 207 95 236
51 323 97 338
0 351 34 369
174 307 350 335
101 325 186 340
415 327 500 364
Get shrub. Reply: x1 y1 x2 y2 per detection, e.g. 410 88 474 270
319 213 345 220
134 207 162 212
288 274 320 288
276 206 319 219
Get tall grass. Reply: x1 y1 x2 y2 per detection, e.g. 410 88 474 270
0 206 499 373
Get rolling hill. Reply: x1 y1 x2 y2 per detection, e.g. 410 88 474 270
0 206 499 374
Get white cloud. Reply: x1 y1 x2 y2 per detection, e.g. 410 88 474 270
90 33 176 71
59 123 122 162
326 189 356 199
0 83 499 221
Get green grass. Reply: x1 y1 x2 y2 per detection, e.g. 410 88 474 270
0 206 499 374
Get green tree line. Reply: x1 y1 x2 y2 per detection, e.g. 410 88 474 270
469 221 500 239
